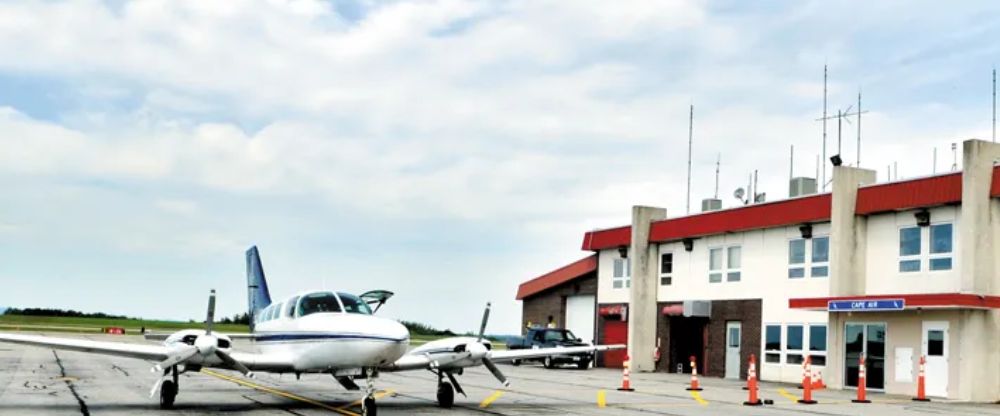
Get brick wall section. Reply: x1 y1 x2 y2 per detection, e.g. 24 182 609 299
705 299 762 379
520 272 597 336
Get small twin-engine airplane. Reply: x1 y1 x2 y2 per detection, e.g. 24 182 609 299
0 246 623 415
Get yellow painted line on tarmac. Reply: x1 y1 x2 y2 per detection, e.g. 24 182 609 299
479 390 504 408
201 369 358 416
776 388 799 403
597 389 607 408
341 389 394 410
689 390 708 406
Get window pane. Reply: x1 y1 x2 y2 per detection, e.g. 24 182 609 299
613 280 622 289
337 292 373 315
930 257 952 271
812 237 829 263
728 246 742 269
788 267 805 278
786 325 803 350
900 227 921 256
789 239 805 264
728 328 740 347
286 296 300 317
811 266 829 277
626 260 631 276
660 276 672 286
709 272 722 283
661 253 673 274
727 271 741 282
810 325 827 351
765 353 781 363
812 355 827 366
930 223 952 254
613 258 624 278
787 354 804 364
927 330 944 356
765 325 781 350
709 248 723 270
900 259 921 272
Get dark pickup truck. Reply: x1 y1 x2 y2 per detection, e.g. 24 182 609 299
507 327 593 369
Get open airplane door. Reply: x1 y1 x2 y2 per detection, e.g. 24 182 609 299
359 290 394 313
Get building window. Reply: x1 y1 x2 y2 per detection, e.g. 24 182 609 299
899 222 954 273
710 245 741 283
709 248 723 283
786 325 804 364
809 325 827 366
612 258 630 289
788 239 805 278
789 237 829 278
660 252 673 286
727 246 742 281
811 237 830 277
929 223 953 271
765 325 781 363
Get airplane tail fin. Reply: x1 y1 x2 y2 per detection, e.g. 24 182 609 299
246 246 272 331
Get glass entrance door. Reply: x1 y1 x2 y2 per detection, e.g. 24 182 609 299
845 323 886 390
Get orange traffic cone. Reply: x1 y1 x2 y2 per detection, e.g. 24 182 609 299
797 355 817 404
912 355 930 402
617 354 635 392
852 356 871 403
743 354 762 406
811 368 827 390
686 356 703 391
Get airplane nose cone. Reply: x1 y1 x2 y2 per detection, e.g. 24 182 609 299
386 319 410 343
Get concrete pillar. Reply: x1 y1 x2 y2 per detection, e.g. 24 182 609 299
826 166 875 390
628 205 666 372
829 166 877 296
956 139 1000 401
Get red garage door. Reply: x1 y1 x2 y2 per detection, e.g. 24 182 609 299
603 320 627 368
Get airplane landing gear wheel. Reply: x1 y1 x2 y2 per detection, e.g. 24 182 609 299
436 382 455 408
159 380 177 409
361 396 377 416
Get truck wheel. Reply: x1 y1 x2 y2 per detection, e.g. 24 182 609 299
511 359 521 366
577 360 590 370
543 356 554 369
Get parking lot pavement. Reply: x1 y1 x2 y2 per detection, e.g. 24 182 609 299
2 333 1000 415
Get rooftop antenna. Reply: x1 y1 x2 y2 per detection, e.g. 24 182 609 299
746 173 752 205
993 67 996 142
856 88 863 166
886 165 891 182
753 169 760 203
819 105 867 161
789 145 795 184
894 161 898 180
815 154 820 183
821 64 828 190
933 147 937 174
686 104 693 215
714 153 720 199
951 142 958 171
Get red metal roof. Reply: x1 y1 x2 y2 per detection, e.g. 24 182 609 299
516 255 597 300
789 293 1000 310
581 166 1000 251
855 172 962 215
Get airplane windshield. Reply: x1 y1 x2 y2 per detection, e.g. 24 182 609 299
337 292 372 315
296 292 343 317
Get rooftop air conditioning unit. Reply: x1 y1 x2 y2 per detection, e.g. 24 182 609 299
701 198 722 212
789 177 818 197
682 300 711 318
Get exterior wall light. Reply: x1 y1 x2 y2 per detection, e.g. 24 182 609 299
830 154 843 166
915 209 931 227
799 223 813 239
617 245 628 258
682 238 694 252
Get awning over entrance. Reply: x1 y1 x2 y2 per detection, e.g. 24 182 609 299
790 293 1000 311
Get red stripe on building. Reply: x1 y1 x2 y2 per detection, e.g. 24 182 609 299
649 194 831 242
581 226 630 251
516 255 597 300
855 172 962 215
789 293 1000 310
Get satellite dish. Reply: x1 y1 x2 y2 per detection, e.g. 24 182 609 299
733 188 745 200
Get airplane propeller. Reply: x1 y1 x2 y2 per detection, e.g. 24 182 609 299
473 302 509 387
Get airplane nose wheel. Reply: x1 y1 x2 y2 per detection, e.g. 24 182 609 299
361 368 377 416
436 381 455 408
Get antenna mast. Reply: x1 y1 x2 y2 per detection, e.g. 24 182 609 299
993 67 996 142
857 88 862 165
714 153 720 199
933 147 937 174
822 65 828 190
951 142 958 171
686 104 693 215
789 145 795 184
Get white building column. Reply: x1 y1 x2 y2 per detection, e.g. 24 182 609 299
628 205 666 372
957 139 1000 401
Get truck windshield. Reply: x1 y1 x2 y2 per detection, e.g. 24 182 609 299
544 330 577 342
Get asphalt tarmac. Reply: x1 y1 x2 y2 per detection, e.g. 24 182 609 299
1 333 998 415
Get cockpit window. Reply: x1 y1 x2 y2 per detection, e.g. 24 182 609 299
285 296 299 317
337 292 373 315
271 303 283 320
296 292 342 317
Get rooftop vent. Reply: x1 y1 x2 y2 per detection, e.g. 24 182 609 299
789 177 817 198
701 198 722 212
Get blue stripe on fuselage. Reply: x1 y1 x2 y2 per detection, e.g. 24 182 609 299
253 332 408 343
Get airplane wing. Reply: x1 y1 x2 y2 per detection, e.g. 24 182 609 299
144 332 256 341
0 332 172 361
380 354 434 372
488 344 626 362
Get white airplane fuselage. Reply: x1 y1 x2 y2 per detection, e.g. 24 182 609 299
252 309 409 372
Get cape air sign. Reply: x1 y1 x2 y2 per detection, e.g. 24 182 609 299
828 299 905 312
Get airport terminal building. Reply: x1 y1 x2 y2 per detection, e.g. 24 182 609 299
517 139 1000 401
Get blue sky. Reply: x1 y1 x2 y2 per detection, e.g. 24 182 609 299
0 0 998 333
